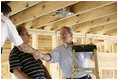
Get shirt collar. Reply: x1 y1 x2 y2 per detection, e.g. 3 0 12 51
63 43 68 48
63 42 74 48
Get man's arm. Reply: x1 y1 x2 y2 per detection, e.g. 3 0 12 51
41 64 51 79
13 68 32 79
33 52 51 61
17 43 40 54
6 18 40 55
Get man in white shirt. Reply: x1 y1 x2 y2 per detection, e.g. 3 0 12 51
1 2 40 55
33 26 94 79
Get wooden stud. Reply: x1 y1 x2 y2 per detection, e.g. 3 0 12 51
71 49 75 79
32 34 38 49
93 49 100 79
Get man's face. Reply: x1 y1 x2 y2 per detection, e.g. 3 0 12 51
21 28 30 44
60 28 72 43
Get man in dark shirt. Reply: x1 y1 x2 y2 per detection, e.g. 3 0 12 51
9 25 51 79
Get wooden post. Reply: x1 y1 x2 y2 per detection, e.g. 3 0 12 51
93 49 100 79
114 43 117 53
81 37 86 44
50 33 59 79
104 40 109 53
73 35 77 42
89 38 94 43
32 34 38 49
11 42 14 49
71 49 75 79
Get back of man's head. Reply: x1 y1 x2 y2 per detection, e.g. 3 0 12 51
1 2 11 15
17 25 25 36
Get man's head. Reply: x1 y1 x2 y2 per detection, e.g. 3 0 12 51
60 26 73 44
17 26 30 44
1 2 11 17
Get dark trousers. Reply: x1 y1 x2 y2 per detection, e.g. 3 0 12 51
1 47 3 54
66 75 92 79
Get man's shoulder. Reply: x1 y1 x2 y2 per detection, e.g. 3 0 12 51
10 46 22 54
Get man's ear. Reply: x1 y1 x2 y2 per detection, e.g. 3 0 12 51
4 13 9 17
70 34 73 39
70 34 73 37
3 13 6 16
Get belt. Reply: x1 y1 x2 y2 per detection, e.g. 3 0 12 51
1 47 3 54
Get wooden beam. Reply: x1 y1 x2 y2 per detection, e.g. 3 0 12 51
37 1 114 29
104 40 109 52
105 32 117 36
32 34 39 49
74 12 117 32
9 1 41 16
28 29 55 36
73 33 117 41
71 1 114 13
10 1 78 25
24 2 81 29
49 2 116 30
28 14 62 29
52 32 57 49
23 21 33 29
102 28 117 35
86 22 117 34
44 24 54 31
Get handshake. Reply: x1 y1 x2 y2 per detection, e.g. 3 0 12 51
33 43 95 61
33 50 51 61
33 50 43 60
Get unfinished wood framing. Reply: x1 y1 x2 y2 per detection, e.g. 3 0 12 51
1 1 117 79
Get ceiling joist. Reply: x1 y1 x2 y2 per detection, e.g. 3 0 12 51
47 2 116 31
10 1 78 25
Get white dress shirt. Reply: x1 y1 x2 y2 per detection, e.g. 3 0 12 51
48 43 93 78
1 13 23 47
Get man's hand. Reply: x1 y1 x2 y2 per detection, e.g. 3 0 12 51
33 50 43 60
33 51 51 62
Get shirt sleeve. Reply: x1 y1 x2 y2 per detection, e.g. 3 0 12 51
48 47 60 63
9 51 22 73
84 52 93 60
6 18 23 46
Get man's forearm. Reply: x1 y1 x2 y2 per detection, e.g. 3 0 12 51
41 53 51 62
17 43 38 54
13 69 32 79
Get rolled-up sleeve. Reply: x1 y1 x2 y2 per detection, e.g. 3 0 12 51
6 19 23 46
48 47 60 63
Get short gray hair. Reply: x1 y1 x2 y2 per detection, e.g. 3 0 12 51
61 26 73 34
